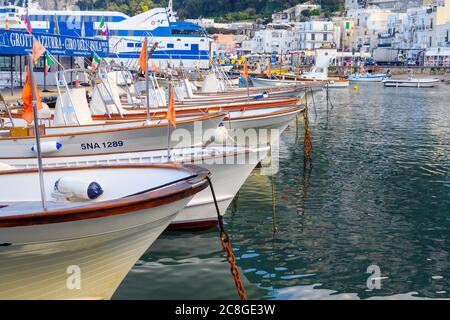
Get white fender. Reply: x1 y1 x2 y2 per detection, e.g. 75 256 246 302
31 141 62 154
54 177 104 201
213 126 230 144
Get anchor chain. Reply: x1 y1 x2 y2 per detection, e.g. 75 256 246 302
206 176 247 300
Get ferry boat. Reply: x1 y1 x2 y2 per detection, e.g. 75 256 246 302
0 2 211 70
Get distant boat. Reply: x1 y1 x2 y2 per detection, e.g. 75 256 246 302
252 49 350 88
0 163 209 299
251 76 349 88
348 73 389 82
382 77 440 88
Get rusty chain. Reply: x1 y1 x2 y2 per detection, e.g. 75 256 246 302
206 176 247 300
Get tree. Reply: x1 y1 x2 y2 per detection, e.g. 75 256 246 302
77 0 345 20
301 9 311 17
310 9 320 16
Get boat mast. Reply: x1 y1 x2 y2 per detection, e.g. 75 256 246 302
144 37 150 122
28 55 47 210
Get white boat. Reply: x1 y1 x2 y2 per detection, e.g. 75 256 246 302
0 84 225 158
250 77 322 88
348 73 389 82
1 145 269 230
222 105 304 134
1 2 211 70
382 77 440 88
0 163 209 299
0 111 225 158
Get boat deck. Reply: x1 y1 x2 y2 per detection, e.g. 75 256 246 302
0 200 88 217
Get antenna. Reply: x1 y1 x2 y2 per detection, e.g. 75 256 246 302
168 0 173 14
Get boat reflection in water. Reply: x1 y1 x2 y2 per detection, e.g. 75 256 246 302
113 229 267 300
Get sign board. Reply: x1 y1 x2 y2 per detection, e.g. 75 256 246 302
0 29 109 57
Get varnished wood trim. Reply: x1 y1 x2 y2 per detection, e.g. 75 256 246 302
225 105 305 121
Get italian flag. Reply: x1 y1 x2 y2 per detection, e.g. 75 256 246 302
99 16 107 35
44 54 55 75
92 54 100 69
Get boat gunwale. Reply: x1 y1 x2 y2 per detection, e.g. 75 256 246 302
0 164 210 228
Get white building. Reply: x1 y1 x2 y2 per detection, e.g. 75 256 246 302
347 7 392 51
299 20 340 50
345 0 426 11
242 23 301 54
272 2 321 23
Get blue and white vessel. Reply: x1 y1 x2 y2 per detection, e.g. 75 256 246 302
0 1 211 70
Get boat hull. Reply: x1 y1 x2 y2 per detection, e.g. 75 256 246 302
225 106 303 132
348 75 386 82
0 199 192 299
251 77 349 88
169 150 268 229
382 79 440 88
0 146 268 231
0 114 224 158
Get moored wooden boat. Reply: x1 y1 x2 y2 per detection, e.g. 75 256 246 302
1 145 269 230
251 76 349 88
0 163 210 299
0 112 225 158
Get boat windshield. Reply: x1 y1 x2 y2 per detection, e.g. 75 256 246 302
171 29 204 36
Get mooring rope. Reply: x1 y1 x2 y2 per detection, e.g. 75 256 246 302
206 176 247 300
303 102 313 166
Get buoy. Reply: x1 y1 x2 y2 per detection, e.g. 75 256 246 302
54 177 104 201
31 141 62 154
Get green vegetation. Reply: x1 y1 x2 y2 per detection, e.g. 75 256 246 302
77 0 344 20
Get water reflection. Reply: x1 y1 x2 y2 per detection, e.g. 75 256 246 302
115 84 450 300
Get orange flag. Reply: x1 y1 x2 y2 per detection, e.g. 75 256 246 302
21 68 42 124
167 85 176 128
152 61 160 73
32 39 46 64
242 61 248 80
267 61 271 78
138 38 148 75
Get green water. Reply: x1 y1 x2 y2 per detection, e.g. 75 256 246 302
113 83 450 300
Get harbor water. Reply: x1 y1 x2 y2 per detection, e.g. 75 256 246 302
114 83 450 300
